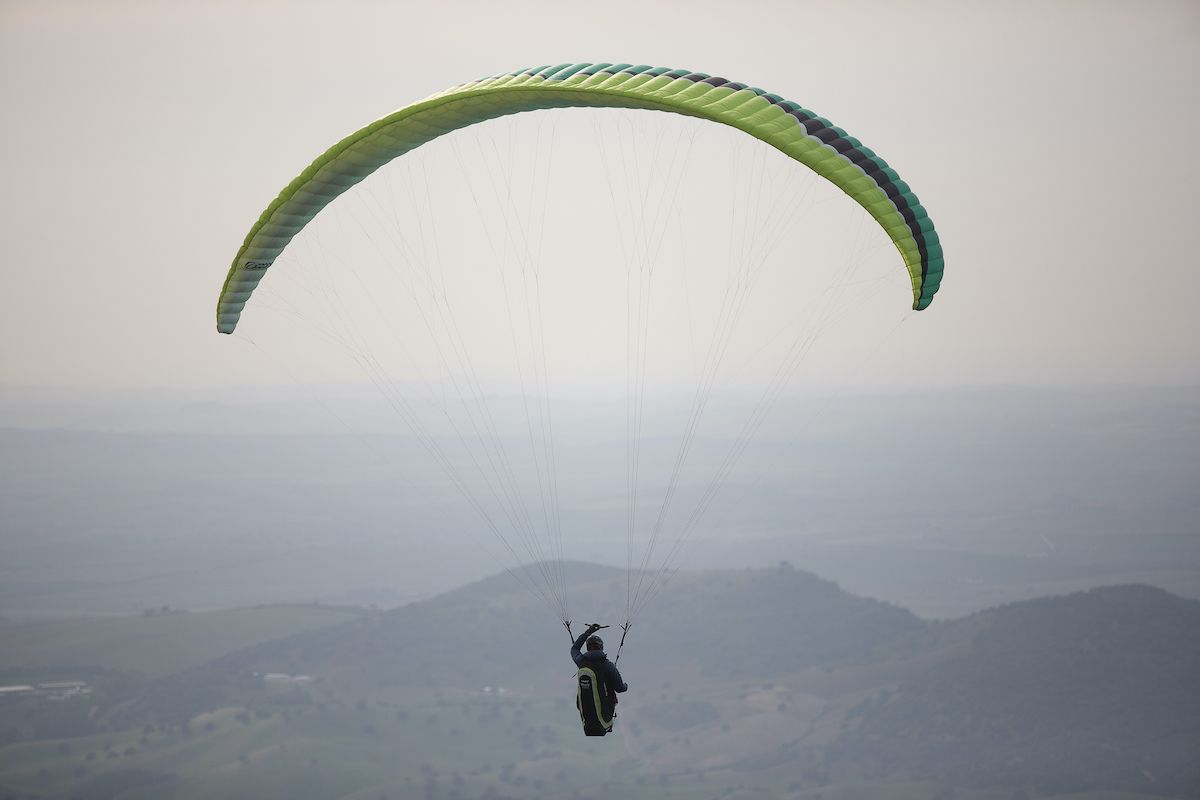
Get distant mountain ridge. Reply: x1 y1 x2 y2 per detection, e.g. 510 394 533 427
832 584 1200 796
129 564 1200 797
165 561 922 689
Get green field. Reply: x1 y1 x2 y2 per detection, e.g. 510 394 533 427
0 605 362 678
2 690 1113 800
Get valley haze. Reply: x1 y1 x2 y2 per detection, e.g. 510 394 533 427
3 384 1197 620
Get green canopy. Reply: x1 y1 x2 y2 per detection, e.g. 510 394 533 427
217 63 943 333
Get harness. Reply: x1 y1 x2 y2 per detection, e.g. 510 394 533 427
575 665 614 736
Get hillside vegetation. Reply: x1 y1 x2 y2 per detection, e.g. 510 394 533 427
1 565 1197 799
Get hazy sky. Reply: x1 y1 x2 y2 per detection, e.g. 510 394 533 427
1 0 1197 392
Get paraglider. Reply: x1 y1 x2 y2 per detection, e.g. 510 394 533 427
216 63 944 737
571 623 627 736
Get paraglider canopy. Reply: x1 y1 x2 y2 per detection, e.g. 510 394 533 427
217 62 942 335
